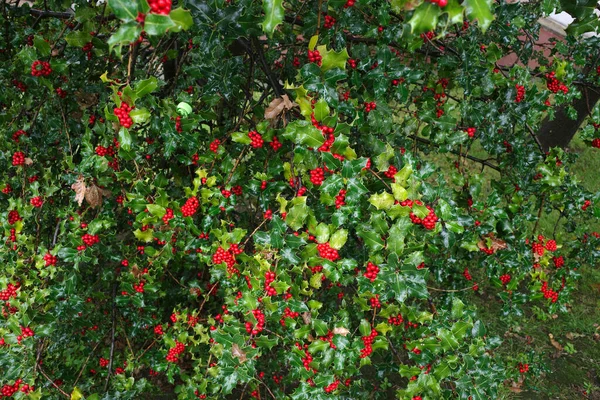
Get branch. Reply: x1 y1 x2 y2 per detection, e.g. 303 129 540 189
28 8 74 19
251 38 284 97
38 367 70 398
104 284 117 392
408 134 501 172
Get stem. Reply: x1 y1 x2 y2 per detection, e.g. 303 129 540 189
104 283 117 392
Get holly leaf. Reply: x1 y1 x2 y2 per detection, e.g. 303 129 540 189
169 7 193 32
409 2 441 34
108 0 139 22
144 14 176 36
317 45 349 72
464 0 495 32
261 0 284 37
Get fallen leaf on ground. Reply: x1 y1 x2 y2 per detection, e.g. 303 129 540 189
548 333 563 351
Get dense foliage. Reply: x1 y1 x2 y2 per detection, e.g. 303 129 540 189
1 0 600 398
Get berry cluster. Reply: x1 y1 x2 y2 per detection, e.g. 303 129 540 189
248 130 264 148
9 228 17 243
463 268 472 281
175 116 182 133
518 363 529 374
12 80 27 92
0 283 19 301
133 280 145 293
114 102 133 128
593 139 600 148
55 87 67 98
280 307 299 326
335 189 346 208
212 247 238 274
245 309 265 335
30 196 43 208
360 328 378 358
465 127 476 138
264 271 276 296
499 274 511 285
12 129 26 142
181 197 199 217
553 255 564 268
308 50 322 66
12 151 25 166
0 379 29 397
324 379 340 393
369 295 381 308
270 136 282 151
166 341 185 362
388 313 404 326
364 101 377 112
324 15 336 29
343 0 355 8
545 72 568 94
43 253 57 266
18 326 34 343
364 262 379 282
82 233 100 247
401 199 439 230
317 242 339 261
154 325 164 335
31 60 52 77
148 0 172 14
8 210 21 225
302 349 313 370
162 208 174 224
541 281 559 303
209 139 221 153
582 199 592 210
310 167 325 186
348 58 357 69
515 84 525 103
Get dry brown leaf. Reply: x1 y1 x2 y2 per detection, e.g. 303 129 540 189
332 327 350 336
565 332 585 340
71 175 87 207
84 184 111 208
232 343 247 363
548 333 563 351
264 95 297 120
74 91 98 109
477 233 508 252
24 158 33 165
301 311 312 325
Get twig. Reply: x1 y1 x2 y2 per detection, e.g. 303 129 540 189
73 341 101 387
38 367 70 398
525 123 545 155
135 339 157 362
368 169 392 191
52 219 61 247
532 195 545 235
426 285 474 293
57 100 73 157
224 147 247 187
127 43 139 84
104 283 117 392
242 218 269 247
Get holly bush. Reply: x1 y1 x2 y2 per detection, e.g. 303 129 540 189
2 0 600 399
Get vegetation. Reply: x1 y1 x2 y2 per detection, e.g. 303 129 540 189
0 0 599 399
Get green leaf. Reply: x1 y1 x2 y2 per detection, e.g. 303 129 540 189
134 228 153 242
107 23 141 53
135 77 158 97
464 0 495 32
286 197 309 230
232 131 252 145
409 3 441 34
261 0 284 38
369 192 395 210
145 14 176 36
359 319 371 336
65 31 92 48
313 99 330 122
282 120 325 148
130 108 151 124
329 229 348 250
147 204 166 218
314 223 330 243
313 319 328 336
169 7 193 32
444 0 464 25
317 45 349 72
108 0 139 21
118 128 132 151
357 226 385 252
391 183 408 201
34 36 51 57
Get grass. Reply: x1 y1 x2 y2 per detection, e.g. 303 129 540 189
424 132 600 399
